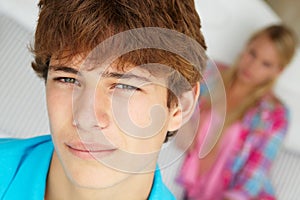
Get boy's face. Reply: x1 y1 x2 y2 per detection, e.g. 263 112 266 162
46 54 183 188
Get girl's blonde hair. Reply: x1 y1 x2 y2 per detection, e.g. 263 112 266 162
222 24 297 125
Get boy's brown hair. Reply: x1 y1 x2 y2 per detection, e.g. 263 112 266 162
31 0 207 139
32 0 206 82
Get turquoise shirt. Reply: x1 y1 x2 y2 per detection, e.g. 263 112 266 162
0 135 175 200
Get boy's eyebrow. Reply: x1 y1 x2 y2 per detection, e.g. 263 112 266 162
49 65 82 76
102 71 151 82
49 65 152 82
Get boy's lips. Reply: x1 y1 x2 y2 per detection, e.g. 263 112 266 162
65 142 118 159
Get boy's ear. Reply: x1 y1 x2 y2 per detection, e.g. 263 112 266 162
168 82 200 132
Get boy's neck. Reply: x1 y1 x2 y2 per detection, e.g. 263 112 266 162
45 152 154 200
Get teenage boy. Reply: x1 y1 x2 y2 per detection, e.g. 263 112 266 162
0 0 207 199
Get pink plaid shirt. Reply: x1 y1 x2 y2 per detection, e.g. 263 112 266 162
178 94 289 200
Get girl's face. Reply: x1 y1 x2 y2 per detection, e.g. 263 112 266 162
236 34 283 87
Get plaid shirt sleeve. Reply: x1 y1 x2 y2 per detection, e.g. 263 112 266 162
224 100 289 200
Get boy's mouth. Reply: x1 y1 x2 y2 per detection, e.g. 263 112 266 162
65 142 118 160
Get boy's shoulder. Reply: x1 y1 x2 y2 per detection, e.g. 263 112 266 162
0 134 53 160
0 134 52 147
149 168 176 200
0 135 53 199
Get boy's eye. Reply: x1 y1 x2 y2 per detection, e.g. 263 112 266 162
114 83 140 91
54 77 81 86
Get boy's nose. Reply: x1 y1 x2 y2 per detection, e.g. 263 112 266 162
72 86 109 132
